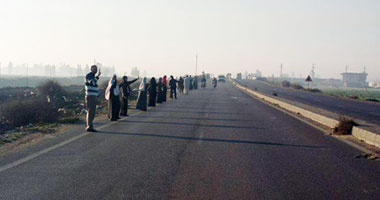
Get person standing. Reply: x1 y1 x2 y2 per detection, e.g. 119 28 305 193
178 76 184 93
136 77 148 111
84 65 101 132
119 76 139 116
169 75 178 99
189 75 193 90
105 74 120 121
184 75 190 95
193 76 198 89
157 77 164 103
163 75 168 102
148 77 157 107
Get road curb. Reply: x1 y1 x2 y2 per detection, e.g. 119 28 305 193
230 79 380 148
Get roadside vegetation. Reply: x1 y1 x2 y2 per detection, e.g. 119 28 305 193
0 78 140 147
261 79 380 103
321 88 380 103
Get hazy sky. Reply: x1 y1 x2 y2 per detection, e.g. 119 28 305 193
1 0 379 81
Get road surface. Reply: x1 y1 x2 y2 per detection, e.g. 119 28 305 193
236 79 380 126
0 81 379 199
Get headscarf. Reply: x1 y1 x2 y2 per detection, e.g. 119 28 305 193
105 74 120 100
139 77 147 91
163 75 167 86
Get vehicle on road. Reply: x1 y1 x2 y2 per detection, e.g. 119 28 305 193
218 75 226 83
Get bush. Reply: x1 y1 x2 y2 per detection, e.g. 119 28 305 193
291 83 303 90
38 81 67 105
0 98 59 127
333 117 358 135
366 99 380 103
349 95 359 99
308 88 321 93
281 80 291 87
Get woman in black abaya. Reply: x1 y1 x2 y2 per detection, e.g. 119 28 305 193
148 77 157 107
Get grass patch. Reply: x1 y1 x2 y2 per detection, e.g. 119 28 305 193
59 116 81 124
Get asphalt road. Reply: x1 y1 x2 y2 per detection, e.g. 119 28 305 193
0 82 379 199
236 79 380 126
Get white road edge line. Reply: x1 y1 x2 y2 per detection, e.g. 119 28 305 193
0 110 142 173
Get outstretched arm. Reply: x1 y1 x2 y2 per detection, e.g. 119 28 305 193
128 78 139 84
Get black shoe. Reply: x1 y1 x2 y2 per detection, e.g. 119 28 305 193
111 119 118 121
86 128 98 132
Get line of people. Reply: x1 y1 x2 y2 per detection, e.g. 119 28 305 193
84 65 202 132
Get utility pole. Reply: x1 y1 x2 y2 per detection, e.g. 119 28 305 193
345 65 348 73
280 64 283 78
311 64 315 79
195 54 198 76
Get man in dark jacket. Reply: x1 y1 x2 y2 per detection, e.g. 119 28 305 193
169 75 178 99
119 76 139 116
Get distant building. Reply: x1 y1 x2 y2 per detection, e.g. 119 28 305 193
247 70 262 80
236 73 242 80
341 72 368 88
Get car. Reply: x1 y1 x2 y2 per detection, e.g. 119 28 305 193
218 75 226 83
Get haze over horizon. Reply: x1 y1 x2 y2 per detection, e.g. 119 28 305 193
1 0 379 81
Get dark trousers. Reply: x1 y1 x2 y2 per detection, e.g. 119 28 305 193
163 87 167 102
170 88 177 99
108 97 120 120
85 96 97 129
120 97 129 116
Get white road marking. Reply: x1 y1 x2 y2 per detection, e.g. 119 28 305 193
336 104 345 108
0 111 142 173
231 96 238 99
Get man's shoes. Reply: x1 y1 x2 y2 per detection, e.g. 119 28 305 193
86 128 98 132
110 119 118 121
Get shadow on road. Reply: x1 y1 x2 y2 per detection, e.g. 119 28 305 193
119 120 264 130
98 131 325 149
129 115 253 122
148 110 252 115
